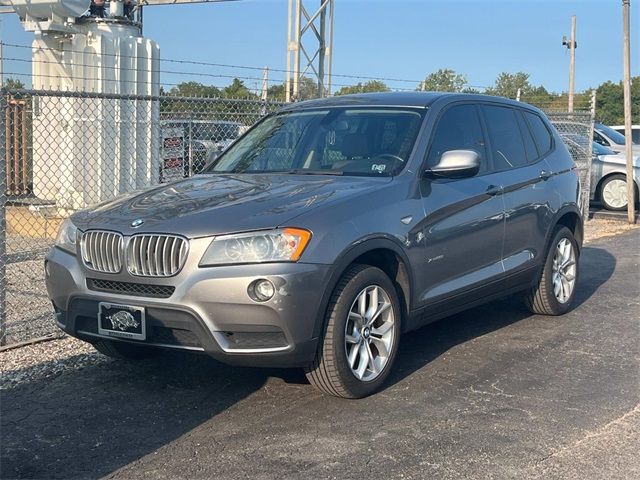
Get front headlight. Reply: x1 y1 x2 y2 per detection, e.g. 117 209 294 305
55 218 79 254
199 228 312 266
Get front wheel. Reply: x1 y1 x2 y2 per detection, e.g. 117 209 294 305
305 265 402 398
599 174 632 211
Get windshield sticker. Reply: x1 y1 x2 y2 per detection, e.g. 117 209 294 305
371 164 387 173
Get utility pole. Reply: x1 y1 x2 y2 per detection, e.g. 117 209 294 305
260 66 268 115
563 15 577 112
261 67 269 102
516 88 521 102
0 19 4 87
0 40 3 87
622 0 636 223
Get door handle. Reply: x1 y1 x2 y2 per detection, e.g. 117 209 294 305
486 185 503 196
539 170 553 180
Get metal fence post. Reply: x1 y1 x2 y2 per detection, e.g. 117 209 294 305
0 88 7 346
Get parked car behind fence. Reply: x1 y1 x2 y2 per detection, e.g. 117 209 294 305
160 120 242 180
610 124 640 145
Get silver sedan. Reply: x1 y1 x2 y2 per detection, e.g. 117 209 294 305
591 142 640 210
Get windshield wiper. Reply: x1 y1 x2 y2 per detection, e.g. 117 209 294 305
287 169 344 176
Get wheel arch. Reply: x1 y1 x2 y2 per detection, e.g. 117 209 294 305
547 205 584 253
311 236 414 338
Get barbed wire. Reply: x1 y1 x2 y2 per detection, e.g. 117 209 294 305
1 40 491 90
1 70 420 93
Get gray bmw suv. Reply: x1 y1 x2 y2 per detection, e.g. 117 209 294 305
46 93 583 398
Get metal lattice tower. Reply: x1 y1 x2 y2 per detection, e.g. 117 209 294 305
286 0 334 102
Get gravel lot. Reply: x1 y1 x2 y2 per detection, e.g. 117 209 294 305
1 226 638 479
3 233 58 344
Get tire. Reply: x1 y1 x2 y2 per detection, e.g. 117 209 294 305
93 339 158 360
525 226 579 316
599 174 632 211
305 265 402 399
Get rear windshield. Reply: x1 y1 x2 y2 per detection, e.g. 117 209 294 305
207 108 425 176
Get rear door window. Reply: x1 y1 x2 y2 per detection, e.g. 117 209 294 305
482 105 528 170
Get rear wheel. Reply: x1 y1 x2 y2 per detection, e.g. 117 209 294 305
305 265 401 398
525 226 579 315
93 339 158 360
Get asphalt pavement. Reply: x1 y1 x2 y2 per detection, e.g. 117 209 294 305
1 230 639 480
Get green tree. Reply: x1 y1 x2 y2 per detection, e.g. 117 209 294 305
418 69 466 92
335 80 390 96
168 81 221 98
222 78 256 99
594 79 640 125
297 76 323 100
486 72 532 99
4 78 25 90
266 76 335 101
266 83 286 101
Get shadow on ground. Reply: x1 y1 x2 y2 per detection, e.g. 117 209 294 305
0 246 616 479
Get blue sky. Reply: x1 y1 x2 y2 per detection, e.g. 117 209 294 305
2 0 638 93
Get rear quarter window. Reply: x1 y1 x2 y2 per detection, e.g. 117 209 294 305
523 111 553 155
515 111 539 162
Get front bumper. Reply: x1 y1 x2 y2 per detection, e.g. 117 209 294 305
45 244 331 367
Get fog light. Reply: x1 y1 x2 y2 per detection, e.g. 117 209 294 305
250 279 275 302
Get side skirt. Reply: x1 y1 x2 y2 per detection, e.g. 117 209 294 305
406 264 539 332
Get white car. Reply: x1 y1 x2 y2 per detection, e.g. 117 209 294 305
593 122 640 154
610 124 640 145
591 142 640 210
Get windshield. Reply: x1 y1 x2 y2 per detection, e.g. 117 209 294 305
592 142 615 155
207 108 424 176
595 123 627 145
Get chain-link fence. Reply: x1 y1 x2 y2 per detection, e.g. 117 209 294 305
0 88 284 346
545 111 594 217
0 87 594 347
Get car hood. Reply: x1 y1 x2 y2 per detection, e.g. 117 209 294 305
606 143 640 155
72 174 390 238
596 153 640 168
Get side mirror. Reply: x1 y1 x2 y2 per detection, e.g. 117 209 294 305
425 150 480 179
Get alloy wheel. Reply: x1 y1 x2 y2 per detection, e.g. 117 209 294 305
552 238 577 304
344 285 395 382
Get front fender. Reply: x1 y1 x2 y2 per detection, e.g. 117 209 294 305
310 235 415 339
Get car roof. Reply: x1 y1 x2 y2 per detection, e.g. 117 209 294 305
161 120 240 125
278 91 534 112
